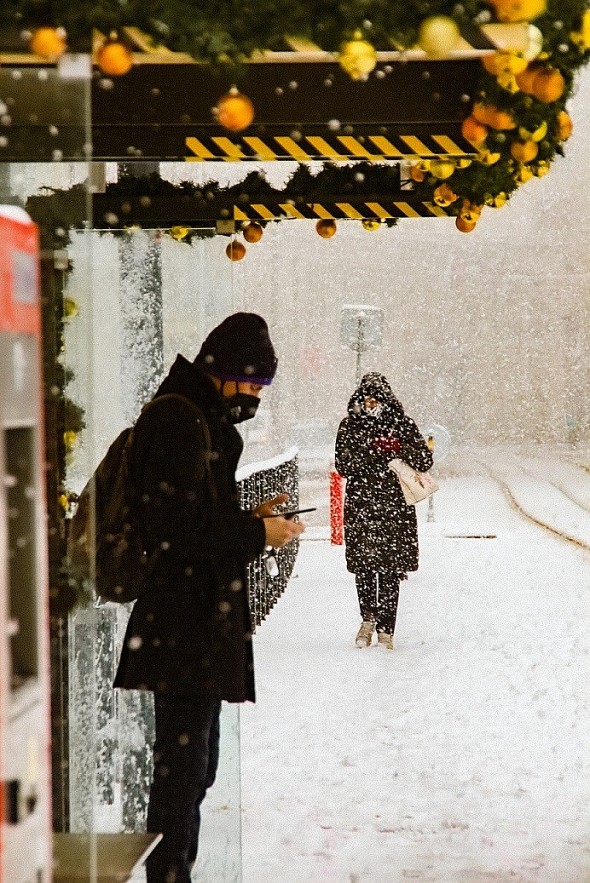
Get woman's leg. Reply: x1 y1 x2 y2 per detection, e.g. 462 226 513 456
355 572 378 622
375 572 400 636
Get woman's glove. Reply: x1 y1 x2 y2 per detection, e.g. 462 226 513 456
371 435 401 457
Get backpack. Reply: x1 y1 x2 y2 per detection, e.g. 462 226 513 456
67 393 213 604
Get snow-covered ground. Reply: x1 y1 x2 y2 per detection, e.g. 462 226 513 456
240 469 590 882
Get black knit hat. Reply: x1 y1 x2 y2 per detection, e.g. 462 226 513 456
195 312 278 385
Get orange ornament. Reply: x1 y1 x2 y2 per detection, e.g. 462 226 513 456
216 89 255 132
226 240 246 262
486 107 517 130
461 115 488 146
487 0 547 23
409 166 426 182
242 222 263 243
30 27 67 59
556 110 573 141
531 68 565 103
515 64 542 94
472 102 494 125
455 216 477 233
316 219 337 239
510 139 539 162
97 40 134 76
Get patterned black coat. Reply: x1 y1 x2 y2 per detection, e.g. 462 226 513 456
334 373 433 576
114 356 266 702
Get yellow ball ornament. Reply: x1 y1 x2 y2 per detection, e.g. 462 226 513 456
518 120 547 142
533 160 550 177
485 191 508 208
429 159 456 180
169 226 190 241
361 219 381 231
570 9 590 50
339 32 377 81
63 297 79 318
63 430 78 451
30 27 67 60
417 16 461 58
216 88 255 132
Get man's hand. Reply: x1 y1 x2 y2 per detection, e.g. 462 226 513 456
263 515 305 548
253 492 290 519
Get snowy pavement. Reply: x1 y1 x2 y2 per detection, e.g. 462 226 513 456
240 475 590 882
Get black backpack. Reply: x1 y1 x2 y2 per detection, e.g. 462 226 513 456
67 393 213 604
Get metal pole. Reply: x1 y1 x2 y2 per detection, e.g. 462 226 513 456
355 316 364 384
427 434 435 522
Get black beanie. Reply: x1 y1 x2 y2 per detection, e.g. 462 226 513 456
195 312 278 385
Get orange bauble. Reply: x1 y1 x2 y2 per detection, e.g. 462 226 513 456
316 219 337 239
242 222 263 243
409 166 426 182
472 102 494 125
488 0 547 22
97 41 134 76
531 68 565 103
455 216 477 233
216 90 255 132
30 27 67 59
556 110 573 141
510 139 539 162
486 107 517 130
226 241 246 261
461 115 488 146
515 64 542 94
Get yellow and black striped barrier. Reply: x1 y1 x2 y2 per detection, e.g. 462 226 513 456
186 131 474 163
230 200 449 220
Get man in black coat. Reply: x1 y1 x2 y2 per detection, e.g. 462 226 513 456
114 313 303 882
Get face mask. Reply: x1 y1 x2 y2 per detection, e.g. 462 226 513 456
226 392 261 424
364 403 383 419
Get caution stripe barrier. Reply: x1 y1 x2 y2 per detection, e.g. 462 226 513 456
232 200 449 220
186 130 474 162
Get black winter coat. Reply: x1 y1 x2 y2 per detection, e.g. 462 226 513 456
114 355 266 702
334 373 433 576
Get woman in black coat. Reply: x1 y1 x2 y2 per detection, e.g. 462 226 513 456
335 373 433 650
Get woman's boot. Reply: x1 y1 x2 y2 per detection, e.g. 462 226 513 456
355 621 375 648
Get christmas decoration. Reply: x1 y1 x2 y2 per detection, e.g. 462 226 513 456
226 239 246 261
455 216 477 232
215 88 255 132
361 219 381 231
29 26 67 59
487 0 547 23
242 222 263 243
169 225 190 240
556 111 573 140
339 32 377 80
63 297 79 318
461 115 489 146
530 67 565 102
417 15 461 58
433 183 458 207
96 38 134 76
429 160 456 180
316 219 337 239
510 139 539 162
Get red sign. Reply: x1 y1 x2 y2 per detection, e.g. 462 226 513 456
0 210 40 337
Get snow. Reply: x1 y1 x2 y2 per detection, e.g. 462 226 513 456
240 471 590 882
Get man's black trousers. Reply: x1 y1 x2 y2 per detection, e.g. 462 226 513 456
146 693 221 882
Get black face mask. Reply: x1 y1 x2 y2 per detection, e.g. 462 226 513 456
226 392 261 424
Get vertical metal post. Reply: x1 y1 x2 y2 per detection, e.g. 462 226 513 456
355 316 364 384
426 434 435 522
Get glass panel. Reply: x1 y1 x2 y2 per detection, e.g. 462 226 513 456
0 60 96 883
62 218 244 880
